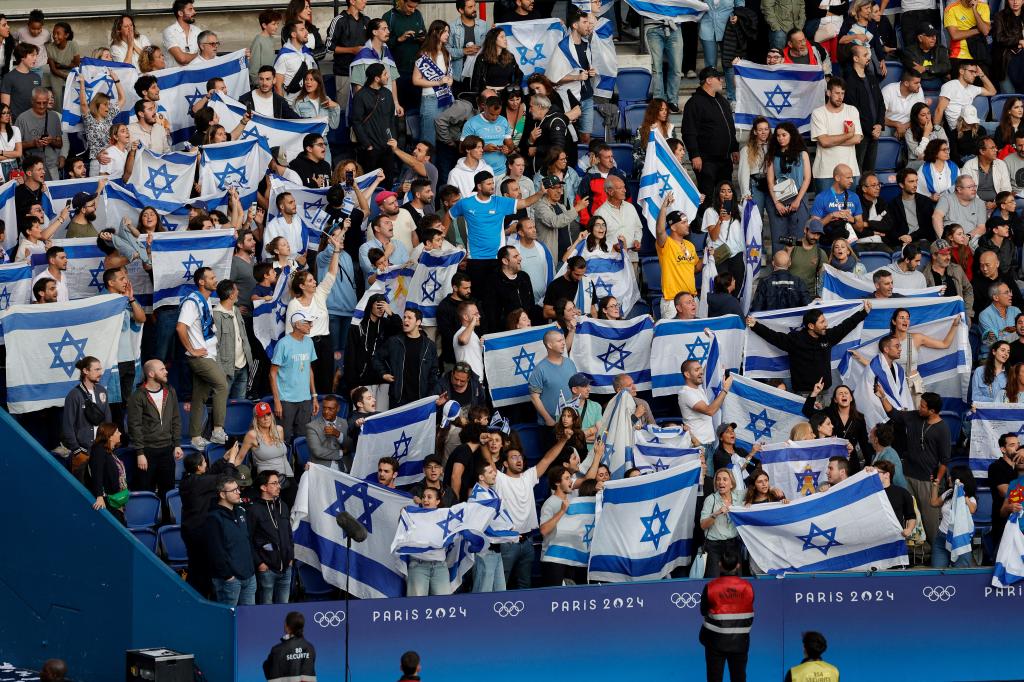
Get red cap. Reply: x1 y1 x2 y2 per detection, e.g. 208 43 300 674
254 401 272 417
375 191 398 205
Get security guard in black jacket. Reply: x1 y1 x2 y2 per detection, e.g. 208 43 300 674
263 612 317 682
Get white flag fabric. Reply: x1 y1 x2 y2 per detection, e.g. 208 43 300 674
292 465 408 599
253 265 293 357
946 481 975 562
352 265 415 321
697 246 717 318
821 264 944 300
468 482 520 544
722 374 808 450
496 19 566 84
734 60 827 135
600 389 637 479
198 137 271 200
570 316 654 393
993 513 1024 587
969 403 1024 484
757 438 849 500
547 31 585 114
0 180 19 251
740 200 763 313
650 315 744 397
730 471 909 573
0 263 34 344
29 238 107 300
542 496 597 567
209 92 328 164
103 180 232 232
153 50 250 145
391 500 499 558
622 0 708 22
60 58 138 135
127 148 198 210
267 175 333 250
632 442 702 475
635 425 692 448
638 129 702 231
150 229 235 309
350 396 439 487
482 323 557 407
404 245 466 327
588 459 702 582
704 332 725 432
2 294 126 413
591 18 618 99
557 242 641 316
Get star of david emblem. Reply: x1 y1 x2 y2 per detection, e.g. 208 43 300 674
324 479 383 533
241 125 271 151
582 522 595 548
160 216 175 231
591 276 614 299
0 286 10 310
1016 423 1024 438
273 299 287 324
640 503 672 550
745 237 761 266
763 84 794 115
512 346 536 380
795 465 821 497
143 163 179 200
598 342 631 371
516 43 546 66
654 171 672 194
304 198 326 223
684 335 710 363
213 161 249 190
181 254 204 280
436 508 465 536
392 430 413 460
184 87 207 109
49 330 88 378
797 522 843 556
85 73 115 100
420 270 442 302
653 458 669 472
88 264 106 292
746 408 777 440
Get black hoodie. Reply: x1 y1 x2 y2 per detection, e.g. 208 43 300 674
247 497 295 573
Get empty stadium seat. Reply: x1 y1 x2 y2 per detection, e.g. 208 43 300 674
130 527 159 553
609 143 634 177
640 257 663 297
293 437 311 469
206 443 227 465
179 402 207 446
158 525 189 569
859 252 894 271
973 95 991 122
223 399 255 437
875 137 902 173
623 103 647 138
880 61 902 89
166 489 182 524
125 491 161 530
510 423 552 465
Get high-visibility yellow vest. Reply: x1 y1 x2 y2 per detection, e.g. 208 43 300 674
788 659 840 682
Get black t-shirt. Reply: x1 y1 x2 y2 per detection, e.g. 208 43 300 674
289 154 332 189
444 443 477 501
575 40 594 100
1009 340 1024 369
330 11 371 74
885 485 916 528
544 274 581 308
989 456 1017 525
400 334 424 405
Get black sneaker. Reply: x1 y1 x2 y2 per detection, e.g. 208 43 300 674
668 103 681 115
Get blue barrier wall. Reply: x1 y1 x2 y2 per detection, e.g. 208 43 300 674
0 410 236 681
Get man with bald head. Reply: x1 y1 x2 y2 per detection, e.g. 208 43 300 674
127 359 184 509
972 249 1024 320
749 249 811 312
528 329 578 426
811 163 862 247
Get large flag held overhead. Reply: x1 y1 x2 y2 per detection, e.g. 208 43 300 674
404 245 466 327
588 459 702 582
267 176 333 249
558 243 640 317
482 324 557 407
638 129 702 230
60 58 139 134
740 200 763 313
292 465 408 599
2 294 125 413
542 496 597 567
350 396 439 487
150 229 235 309
635 424 692 448
631 442 702 475
104 180 234 232
622 0 708 22
734 60 827 134
993 512 1024 588
969 403 1024 484
152 50 250 145
722 374 808 450
599 389 637 479
29 238 107 300
757 438 849 500
570 316 655 393
391 500 499 557
253 265 292 356
127 148 198 210
649 315 745 397
821 264 944 300
44 177 107 233
0 181 19 251
497 19 566 84
730 471 909 573
209 92 328 164
198 137 272 199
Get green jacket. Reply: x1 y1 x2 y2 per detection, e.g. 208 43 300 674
762 0 805 33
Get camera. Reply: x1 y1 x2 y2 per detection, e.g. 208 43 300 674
779 236 797 247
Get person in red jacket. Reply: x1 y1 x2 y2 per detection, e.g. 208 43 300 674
699 550 754 682
576 142 631 224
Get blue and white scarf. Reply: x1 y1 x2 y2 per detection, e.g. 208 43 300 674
869 352 908 410
921 160 958 195
182 289 216 341
416 53 454 110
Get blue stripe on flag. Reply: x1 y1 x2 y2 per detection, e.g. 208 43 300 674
768 540 908 574
731 475 883 527
484 326 551 351
362 401 436 434
576 317 653 340
734 64 825 82
589 538 691 574
601 466 701 505
0 296 127 333
545 545 590 564
150 235 237 252
293 521 405 596
730 378 804 413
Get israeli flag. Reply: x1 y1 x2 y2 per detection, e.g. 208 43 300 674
352 265 415 321
44 177 107 234
547 32 584 114
600 389 637 479
650 316 745 398
557 244 640 316
588 458 702 582
391 500 499 558
722 374 808 450
267 176 332 249
946 480 975 563
638 129 701 232
198 137 271 200
570 316 654 393
497 19 566 83
104 180 229 232
740 200 763 313
60 58 139 134
632 443 702 475
840 338 911 432
483 323 558 407
969 403 1024 484
404 245 466 327
150 229 235 309
127 148 198 210
697 246 717 318
468 482 520 544
591 18 618 99
758 438 849 500
993 512 1024 587
542 496 597 568
635 424 692 448
2 294 126 413
734 60 827 135
29 238 107 300
0 180 18 252
0 263 34 343
291 464 408 599
253 265 292 357
821 264 944 300
572 0 614 14
153 50 250 145
622 0 708 22
209 92 327 164
350 395 439 487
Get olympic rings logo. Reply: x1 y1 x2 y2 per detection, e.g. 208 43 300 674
493 600 525 617
670 592 701 609
921 586 956 602
313 611 346 627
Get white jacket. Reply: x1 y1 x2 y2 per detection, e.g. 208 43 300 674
961 156 1012 196
446 157 495 200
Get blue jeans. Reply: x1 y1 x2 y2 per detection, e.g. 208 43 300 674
579 98 595 139
701 39 735 101
407 557 451 596
256 565 293 604
767 197 809 253
212 574 257 606
500 538 534 589
226 367 248 400
328 314 352 363
419 94 442 147
646 24 683 104
931 539 972 568
472 549 507 592
769 29 787 49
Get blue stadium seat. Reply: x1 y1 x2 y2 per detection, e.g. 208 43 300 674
616 68 652 104
609 143 634 177
166 489 182 524
591 109 608 139
991 94 1024 122
880 61 902 89
623 103 647 137
298 562 336 599
640 256 662 296
223 399 254 437
879 182 900 206
875 137 902 173
293 437 311 469
689 230 706 253
973 494 993 531
206 444 227 465
174 456 184 483
973 95 991 122
158 525 189 569
916 251 931 271
510 423 552 465
130 527 159 553
859 252 893 271
125 491 161 529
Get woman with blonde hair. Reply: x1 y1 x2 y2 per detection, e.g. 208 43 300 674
828 238 865 275
78 68 126 176
789 422 814 441
700 467 744 578
239 402 294 503
138 45 167 73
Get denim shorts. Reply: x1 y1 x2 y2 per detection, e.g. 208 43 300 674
579 98 595 138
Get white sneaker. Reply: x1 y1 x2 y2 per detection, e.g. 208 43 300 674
685 70 697 79
210 428 228 445
191 436 210 451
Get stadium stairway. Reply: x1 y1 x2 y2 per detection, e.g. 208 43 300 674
0 410 235 681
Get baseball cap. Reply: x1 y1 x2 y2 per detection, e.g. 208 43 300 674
715 422 738 438
254 401 272 417
568 372 592 388
542 175 564 189
473 170 494 187
72 192 97 211
374 190 397 205
665 210 685 226
187 199 208 211
930 238 951 254
234 464 253 487
290 310 317 326
807 216 825 234
423 453 444 469
920 23 939 36
698 66 723 83
960 105 980 125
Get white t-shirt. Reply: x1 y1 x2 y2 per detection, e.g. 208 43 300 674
162 22 202 65
810 104 863 179
110 34 152 68
99 145 128 179
495 467 540 533
32 268 68 302
515 239 550 303
453 325 484 379
250 90 275 117
678 384 715 445
881 82 926 125
264 215 306 258
939 79 983 129
274 50 317 105
701 211 745 258
391 208 417 253
539 494 564 554
0 126 22 154
177 294 219 358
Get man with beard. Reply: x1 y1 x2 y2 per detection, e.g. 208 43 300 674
358 208 410 280
288 133 332 189
240 65 299 119
66 191 100 238
127 359 184 513
163 0 203 67
128 99 170 153
489 244 536 328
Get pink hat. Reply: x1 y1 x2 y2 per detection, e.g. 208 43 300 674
375 191 398 205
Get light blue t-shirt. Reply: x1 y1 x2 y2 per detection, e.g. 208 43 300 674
811 186 863 220
528 356 578 424
449 194 517 259
272 334 317 403
462 113 513 174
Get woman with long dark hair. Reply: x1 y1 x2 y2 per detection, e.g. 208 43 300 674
904 102 947 170
995 96 1024 150
738 116 770 212
702 180 745 291
974 340 1010 402
412 20 453 147
918 138 958 202
88 422 129 524
282 0 325 59
887 307 960 406
470 27 523 93
1005 363 1024 403
993 0 1024 94
943 223 974 281
765 121 811 253
502 86 526 146
0 103 21 180
803 383 871 469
